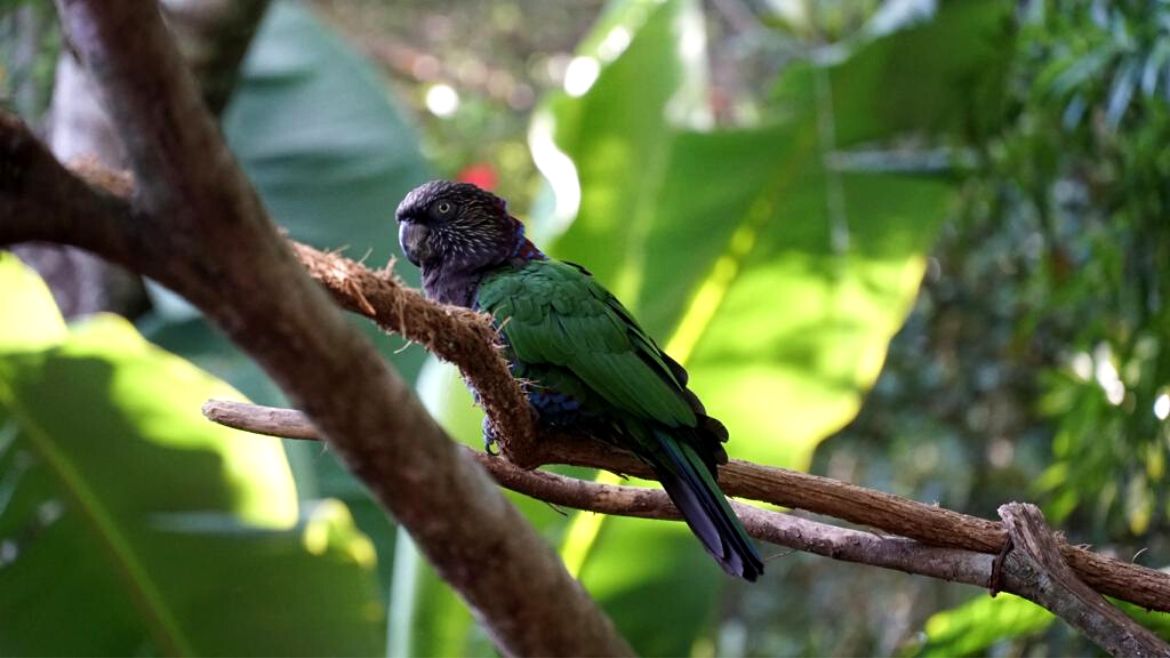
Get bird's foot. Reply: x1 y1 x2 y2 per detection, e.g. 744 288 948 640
481 417 500 456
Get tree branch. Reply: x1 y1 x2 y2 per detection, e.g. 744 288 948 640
998 504 1170 657
204 399 1010 588
0 113 139 266
202 399 1170 657
1 0 633 653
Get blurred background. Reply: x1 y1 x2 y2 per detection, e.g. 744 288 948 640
1 0 1169 655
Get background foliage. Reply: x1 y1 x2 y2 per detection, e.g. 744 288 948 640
1 0 1168 655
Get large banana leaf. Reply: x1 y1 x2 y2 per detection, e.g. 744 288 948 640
0 255 384 655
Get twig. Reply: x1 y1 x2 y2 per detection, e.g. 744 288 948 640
201 398 1170 627
202 399 1170 658
195 400 1020 583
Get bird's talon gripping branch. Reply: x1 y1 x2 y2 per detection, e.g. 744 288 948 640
988 535 1014 597
482 416 501 456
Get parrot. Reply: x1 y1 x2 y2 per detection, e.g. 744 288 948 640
396 180 763 581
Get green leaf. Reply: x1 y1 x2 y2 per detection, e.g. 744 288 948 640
0 253 66 350
0 258 384 656
917 594 1054 657
391 1 1011 652
223 2 432 269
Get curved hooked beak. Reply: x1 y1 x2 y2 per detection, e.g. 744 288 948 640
398 220 431 267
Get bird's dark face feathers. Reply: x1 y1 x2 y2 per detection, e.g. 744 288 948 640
395 180 517 273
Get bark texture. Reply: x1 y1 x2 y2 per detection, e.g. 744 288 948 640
1 1 632 654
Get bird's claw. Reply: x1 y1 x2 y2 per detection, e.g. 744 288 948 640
482 417 500 456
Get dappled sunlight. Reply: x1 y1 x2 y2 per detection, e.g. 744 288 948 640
0 259 383 655
0 255 67 351
65 316 299 530
528 111 581 236
301 500 377 570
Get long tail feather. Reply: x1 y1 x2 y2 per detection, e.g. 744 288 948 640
650 431 763 581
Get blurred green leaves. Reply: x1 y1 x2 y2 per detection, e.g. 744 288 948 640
0 255 384 656
223 3 431 268
916 594 1054 657
973 0 1170 538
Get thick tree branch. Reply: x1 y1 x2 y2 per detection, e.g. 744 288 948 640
1 0 633 654
202 400 1170 657
0 114 139 265
25 0 267 318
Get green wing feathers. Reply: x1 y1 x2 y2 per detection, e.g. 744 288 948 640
479 260 696 427
477 258 763 580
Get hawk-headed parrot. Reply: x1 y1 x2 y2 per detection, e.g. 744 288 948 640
396 180 763 581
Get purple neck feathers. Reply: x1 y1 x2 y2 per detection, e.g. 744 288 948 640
508 216 546 262
422 215 544 308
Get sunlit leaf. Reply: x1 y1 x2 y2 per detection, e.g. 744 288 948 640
917 594 1054 657
0 253 66 350
0 259 384 656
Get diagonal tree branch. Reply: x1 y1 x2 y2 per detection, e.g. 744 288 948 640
161 0 271 115
1 0 634 653
24 0 269 319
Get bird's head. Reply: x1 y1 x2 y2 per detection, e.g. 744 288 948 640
395 180 521 273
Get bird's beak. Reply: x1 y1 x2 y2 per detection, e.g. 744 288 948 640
398 221 430 267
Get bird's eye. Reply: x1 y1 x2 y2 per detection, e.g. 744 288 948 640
435 201 453 216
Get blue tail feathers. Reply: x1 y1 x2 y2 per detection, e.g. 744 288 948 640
651 431 764 581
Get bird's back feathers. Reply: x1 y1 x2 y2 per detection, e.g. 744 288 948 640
477 259 762 580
